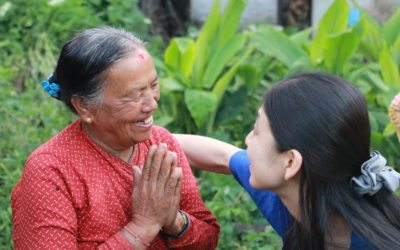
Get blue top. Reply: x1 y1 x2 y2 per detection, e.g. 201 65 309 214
229 150 375 250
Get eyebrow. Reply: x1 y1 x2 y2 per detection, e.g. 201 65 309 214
151 76 158 84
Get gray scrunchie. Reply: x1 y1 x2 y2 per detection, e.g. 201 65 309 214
351 151 400 196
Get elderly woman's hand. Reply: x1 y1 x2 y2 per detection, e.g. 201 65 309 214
127 143 183 243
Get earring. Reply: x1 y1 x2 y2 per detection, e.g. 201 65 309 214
85 118 92 124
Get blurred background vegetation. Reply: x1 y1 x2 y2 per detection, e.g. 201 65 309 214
0 0 399 249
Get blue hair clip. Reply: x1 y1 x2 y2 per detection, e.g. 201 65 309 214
41 75 61 98
348 7 361 27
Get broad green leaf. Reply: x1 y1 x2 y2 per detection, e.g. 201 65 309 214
371 131 383 145
379 42 400 87
164 38 195 77
383 122 396 137
376 93 389 107
216 85 248 124
160 77 184 92
322 31 359 74
175 39 196 77
354 79 373 95
254 27 307 68
163 64 192 88
290 28 311 46
192 0 221 83
310 0 349 63
390 35 400 66
237 64 262 89
212 46 254 103
154 115 174 127
184 89 217 128
347 65 365 83
371 110 390 127
366 71 389 92
217 0 247 47
286 57 314 76
164 39 182 70
203 34 246 89
359 14 383 61
383 9 400 46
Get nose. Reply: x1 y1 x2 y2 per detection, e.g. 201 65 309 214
142 93 158 113
245 131 252 146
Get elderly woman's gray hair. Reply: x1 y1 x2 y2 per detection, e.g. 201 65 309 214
51 27 145 113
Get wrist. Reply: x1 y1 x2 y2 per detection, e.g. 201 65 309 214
162 211 190 239
125 221 160 245
162 211 185 235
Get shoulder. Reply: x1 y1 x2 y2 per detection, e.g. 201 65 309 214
229 150 250 178
32 120 89 159
25 120 89 175
150 126 178 146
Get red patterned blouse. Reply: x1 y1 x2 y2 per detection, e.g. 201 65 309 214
12 120 219 249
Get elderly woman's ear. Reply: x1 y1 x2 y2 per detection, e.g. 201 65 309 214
71 95 94 124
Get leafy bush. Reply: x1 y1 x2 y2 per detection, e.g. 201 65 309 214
157 0 254 134
252 0 400 167
0 0 150 86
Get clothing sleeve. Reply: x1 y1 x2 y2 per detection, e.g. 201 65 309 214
160 129 220 249
350 233 377 250
229 150 292 237
11 154 132 250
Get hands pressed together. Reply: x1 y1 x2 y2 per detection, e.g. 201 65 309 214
122 143 185 248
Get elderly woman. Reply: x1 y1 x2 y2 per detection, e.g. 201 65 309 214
11 27 219 249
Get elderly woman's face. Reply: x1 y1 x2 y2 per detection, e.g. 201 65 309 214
89 49 159 150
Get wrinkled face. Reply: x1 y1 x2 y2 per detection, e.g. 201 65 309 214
89 49 159 151
245 107 287 190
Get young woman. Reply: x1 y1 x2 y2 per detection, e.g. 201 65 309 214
175 72 400 250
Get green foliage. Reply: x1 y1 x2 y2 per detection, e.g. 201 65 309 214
159 0 254 134
0 0 150 85
252 0 400 167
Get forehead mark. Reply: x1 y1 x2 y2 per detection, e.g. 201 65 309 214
137 52 147 60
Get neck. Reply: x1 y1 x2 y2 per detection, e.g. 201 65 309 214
82 123 134 162
276 180 300 220
277 181 351 249
325 213 351 249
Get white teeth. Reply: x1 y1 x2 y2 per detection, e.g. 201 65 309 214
134 117 153 126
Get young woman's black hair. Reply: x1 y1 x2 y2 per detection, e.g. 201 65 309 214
263 72 400 249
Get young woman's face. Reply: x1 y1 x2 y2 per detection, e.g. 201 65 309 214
245 107 287 190
88 49 160 151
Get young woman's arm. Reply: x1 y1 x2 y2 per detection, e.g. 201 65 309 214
173 134 242 174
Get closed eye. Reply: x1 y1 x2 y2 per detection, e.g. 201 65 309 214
151 82 158 89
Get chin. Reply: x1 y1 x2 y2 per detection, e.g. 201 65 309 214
249 177 260 189
133 130 152 143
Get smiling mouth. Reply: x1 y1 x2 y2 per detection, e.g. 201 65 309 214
133 116 153 127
